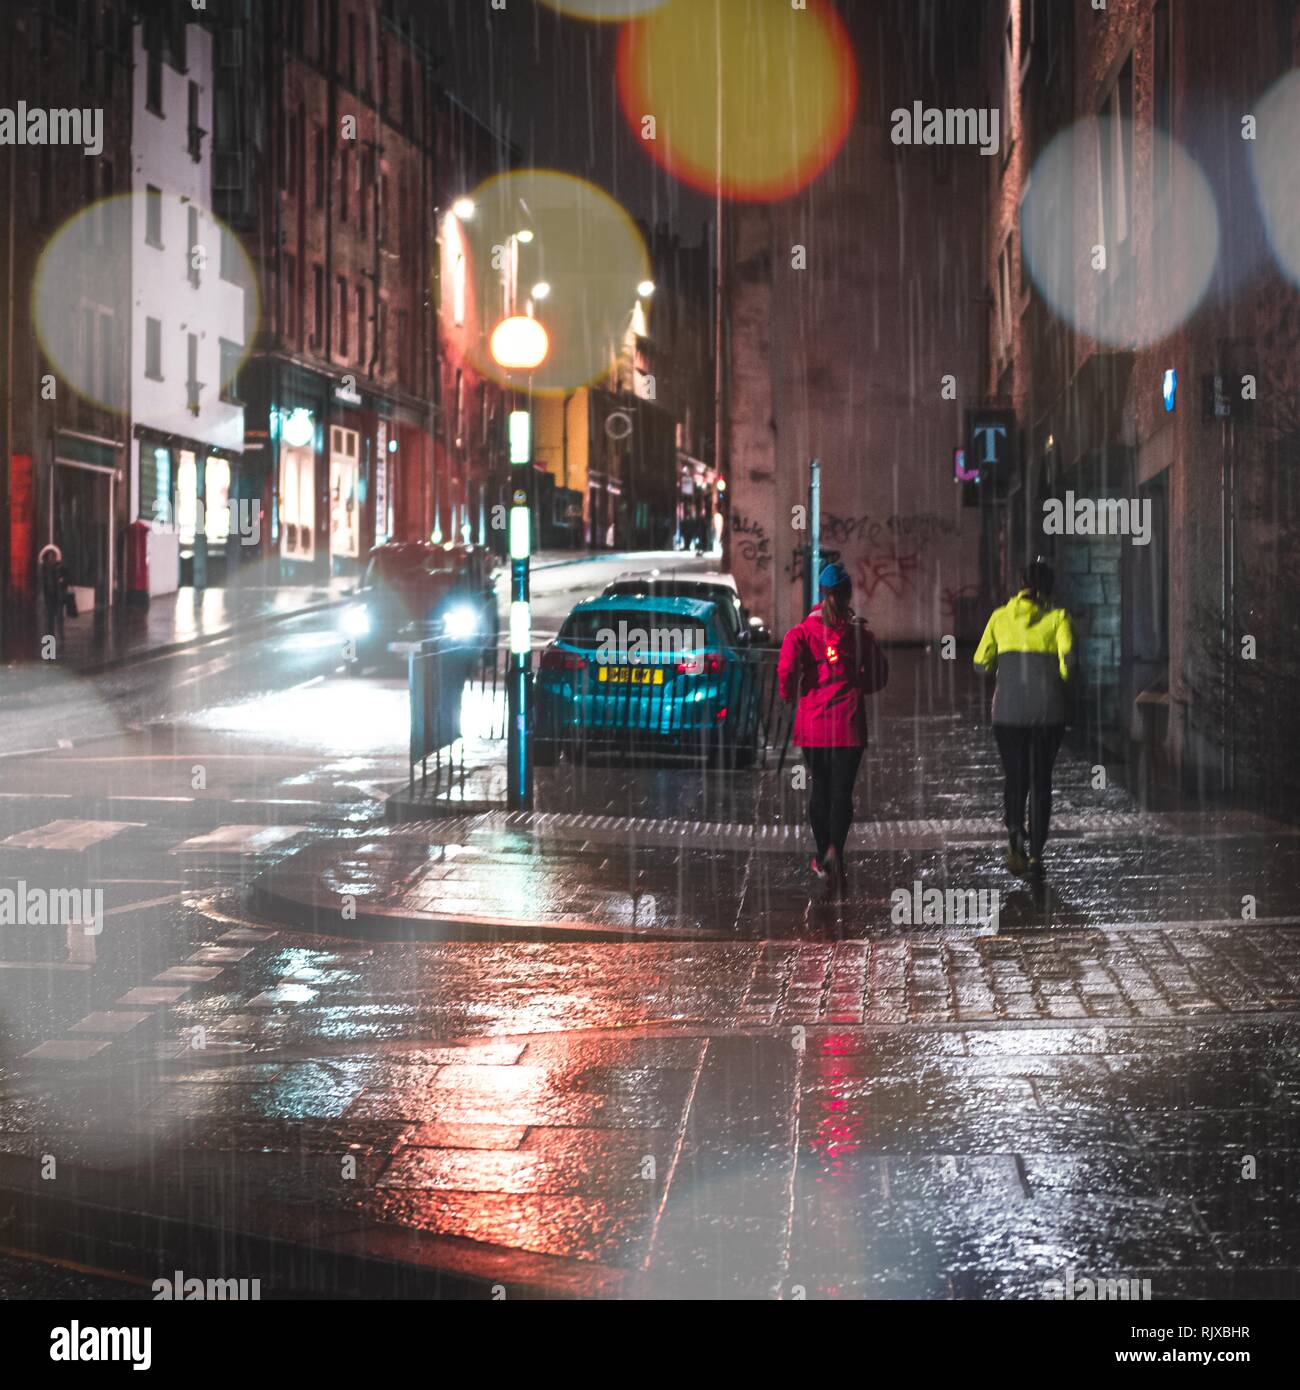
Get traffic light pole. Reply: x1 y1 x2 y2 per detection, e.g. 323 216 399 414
806 457 821 614
506 380 534 811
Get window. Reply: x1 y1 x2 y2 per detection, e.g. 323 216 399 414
313 125 326 208
315 0 327 62
1000 13 1015 167
145 316 162 380
347 14 356 86
337 275 349 359
397 309 408 381
146 41 162 115
1153 1 1172 202
401 58 414 131
141 445 174 525
187 80 203 161
312 263 324 347
1096 57 1135 279
143 183 161 248
219 338 243 403
378 299 388 375
283 252 298 340
285 111 301 194
359 150 370 235
339 147 349 222
379 37 388 114
356 284 367 365
98 309 116 407
361 25 370 98
186 205 201 287
219 224 240 283
186 332 200 414
380 175 389 245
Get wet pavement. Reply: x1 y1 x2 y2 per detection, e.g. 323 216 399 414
1 635 1298 1297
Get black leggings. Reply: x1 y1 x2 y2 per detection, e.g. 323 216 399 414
994 724 1065 858
803 746 864 862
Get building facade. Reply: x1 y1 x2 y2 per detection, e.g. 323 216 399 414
1 0 134 646
210 0 445 584
721 0 986 644
130 16 246 596
977 0 1300 815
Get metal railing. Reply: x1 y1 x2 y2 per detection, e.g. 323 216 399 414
408 640 796 796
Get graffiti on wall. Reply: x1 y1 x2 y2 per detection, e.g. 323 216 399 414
731 512 772 570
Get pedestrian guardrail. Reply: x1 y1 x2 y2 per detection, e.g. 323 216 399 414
407 640 795 796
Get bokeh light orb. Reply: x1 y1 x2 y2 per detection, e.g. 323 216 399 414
32 193 257 420
1249 69 1300 289
1020 118 1218 349
538 0 668 19
616 0 857 202
461 169 649 393
490 315 551 371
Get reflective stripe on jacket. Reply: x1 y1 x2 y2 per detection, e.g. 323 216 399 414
778 609 889 747
973 590 1075 726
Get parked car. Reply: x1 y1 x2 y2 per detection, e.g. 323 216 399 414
340 542 499 674
601 571 772 645
533 594 760 765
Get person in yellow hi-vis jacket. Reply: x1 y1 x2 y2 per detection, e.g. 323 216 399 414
973 560 1076 880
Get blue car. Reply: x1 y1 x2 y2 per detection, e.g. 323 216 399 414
533 594 760 765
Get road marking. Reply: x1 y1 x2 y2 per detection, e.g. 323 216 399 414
171 824 308 854
0 960 92 972
70 1011 152 1035
23 1039 111 1061
108 795 195 802
102 893 186 919
117 986 190 1006
0 819 146 851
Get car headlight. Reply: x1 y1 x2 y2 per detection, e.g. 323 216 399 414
341 604 371 638
442 605 479 640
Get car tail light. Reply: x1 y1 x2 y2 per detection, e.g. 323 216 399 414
704 652 725 675
675 652 725 676
541 648 586 671
675 655 704 675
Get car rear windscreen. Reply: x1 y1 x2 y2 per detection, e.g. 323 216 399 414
560 610 711 654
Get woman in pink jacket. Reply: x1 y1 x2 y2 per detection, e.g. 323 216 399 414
777 563 889 892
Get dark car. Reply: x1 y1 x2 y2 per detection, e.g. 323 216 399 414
340 542 499 673
533 594 760 765
601 572 771 645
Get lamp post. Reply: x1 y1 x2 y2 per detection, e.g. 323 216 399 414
490 314 550 811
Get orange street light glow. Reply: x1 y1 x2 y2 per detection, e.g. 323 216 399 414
616 0 857 203
490 315 551 371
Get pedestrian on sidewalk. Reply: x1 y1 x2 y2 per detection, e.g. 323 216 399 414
973 559 1076 880
37 543 69 645
778 562 889 894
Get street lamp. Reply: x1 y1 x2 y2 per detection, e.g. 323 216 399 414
490 314 551 811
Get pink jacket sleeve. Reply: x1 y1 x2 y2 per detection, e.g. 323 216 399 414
777 624 806 702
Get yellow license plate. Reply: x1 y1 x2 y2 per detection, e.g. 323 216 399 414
598 666 663 685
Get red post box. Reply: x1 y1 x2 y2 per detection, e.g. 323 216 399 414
126 519 151 608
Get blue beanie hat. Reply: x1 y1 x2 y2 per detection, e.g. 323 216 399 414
819 561 851 591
